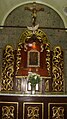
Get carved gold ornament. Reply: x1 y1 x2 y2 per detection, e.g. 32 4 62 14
52 106 64 119
45 44 51 76
2 45 14 91
2 106 14 119
27 106 39 119
16 42 22 74
52 46 64 92
19 29 48 45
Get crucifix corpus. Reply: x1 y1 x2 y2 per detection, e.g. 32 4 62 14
25 2 44 33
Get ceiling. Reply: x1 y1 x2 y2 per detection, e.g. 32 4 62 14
0 0 67 28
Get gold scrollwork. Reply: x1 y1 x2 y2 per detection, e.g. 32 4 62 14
16 42 22 74
35 29 48 44
45 44 51 76
2 45 14 91
40 44 44 52
27 106 39 119
52 106 64 119
20 30 33 43
2 106 14 119
52 46 64 92
20 29 48 44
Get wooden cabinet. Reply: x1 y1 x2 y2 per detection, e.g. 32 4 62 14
0 94 67 119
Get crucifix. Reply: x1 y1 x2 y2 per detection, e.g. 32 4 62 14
25 2 44 27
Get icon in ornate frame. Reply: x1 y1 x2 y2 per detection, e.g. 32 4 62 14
27 49 40 67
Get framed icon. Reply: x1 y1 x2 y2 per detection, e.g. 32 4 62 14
27 50 40 67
